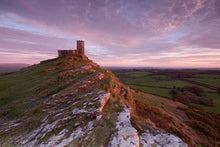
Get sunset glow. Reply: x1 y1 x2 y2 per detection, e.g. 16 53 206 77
0 0 220 68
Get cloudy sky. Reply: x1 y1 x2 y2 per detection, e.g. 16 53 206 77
0 0 220 68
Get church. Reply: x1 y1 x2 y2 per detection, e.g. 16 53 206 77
58 40 85 57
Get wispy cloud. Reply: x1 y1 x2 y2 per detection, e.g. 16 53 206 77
0 0 219 67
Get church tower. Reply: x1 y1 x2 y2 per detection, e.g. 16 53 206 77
77 40 85 56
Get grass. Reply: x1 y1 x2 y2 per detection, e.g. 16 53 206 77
137 80 216 92
129 84 220 114
132 91 160 107
151 74 171 80
188 78 220 88
139 80 195 88
194 93 220 114
114 71 216 92
187 73 220 88
126 71 151 77
194 74 220 79
0 62 57 107
122 76 155 84
0 56 91 119
1 56 116 145
128 85 172 98
113 70 220 114
131 89 220 146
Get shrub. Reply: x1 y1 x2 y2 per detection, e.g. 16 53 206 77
170 126 191 143
182 86 206 97
185 108 220 144
170 86 213 107
135 100 172 131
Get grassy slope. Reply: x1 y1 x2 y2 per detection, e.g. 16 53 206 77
0 62 55 119
131 90 220 146
113 71 220 114
0 56 136 146
0 57 90 119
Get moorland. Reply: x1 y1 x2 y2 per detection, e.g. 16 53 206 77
0 58 219 146
112 69 220 114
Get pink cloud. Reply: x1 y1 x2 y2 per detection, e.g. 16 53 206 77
0 0 219 68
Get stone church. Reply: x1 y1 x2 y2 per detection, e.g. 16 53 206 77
58 40 85 57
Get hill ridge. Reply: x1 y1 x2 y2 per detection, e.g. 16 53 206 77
0 56 204 146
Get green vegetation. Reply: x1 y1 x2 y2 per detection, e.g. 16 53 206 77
133 96 192 144
0 56 91 119
0 56 219 146
0 61 57 118
0 66 55 105
139 80 195 88
132 88 220 146
194 93 220 114
1 56 127 146
183 107 220 146
193 74 220 79
126 71 151 77
188 78 220 88
170 86 213 107
152 74 171 80
128 85 172 98
112 69 220 114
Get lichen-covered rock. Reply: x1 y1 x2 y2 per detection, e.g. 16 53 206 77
93 93 110 114
12 91 110 146
108 107 139 147
140 130 188 147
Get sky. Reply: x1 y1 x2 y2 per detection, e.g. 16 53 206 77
0 0 220 68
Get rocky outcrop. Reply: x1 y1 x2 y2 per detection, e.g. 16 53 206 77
140 130 188 147
107 107 187 147
94 93 110 114
108 107 139 147
13 91 110 146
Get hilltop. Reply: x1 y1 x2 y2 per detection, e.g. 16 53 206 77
0 56 219 146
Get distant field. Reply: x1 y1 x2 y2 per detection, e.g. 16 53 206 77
112 69 220 114
0 64 29 73
128 85 172 98
0 68 20 73
188 78 220 88
126 71 151 77
194 74 220 79
139 80 194 88
194 93 220 114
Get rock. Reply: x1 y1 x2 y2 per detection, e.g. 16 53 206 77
140 130 188 147
94 93 111 114
108 107 139 147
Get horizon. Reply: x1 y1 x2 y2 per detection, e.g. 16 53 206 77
0 62 220 70
102 66 220 70
0 0 220 68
